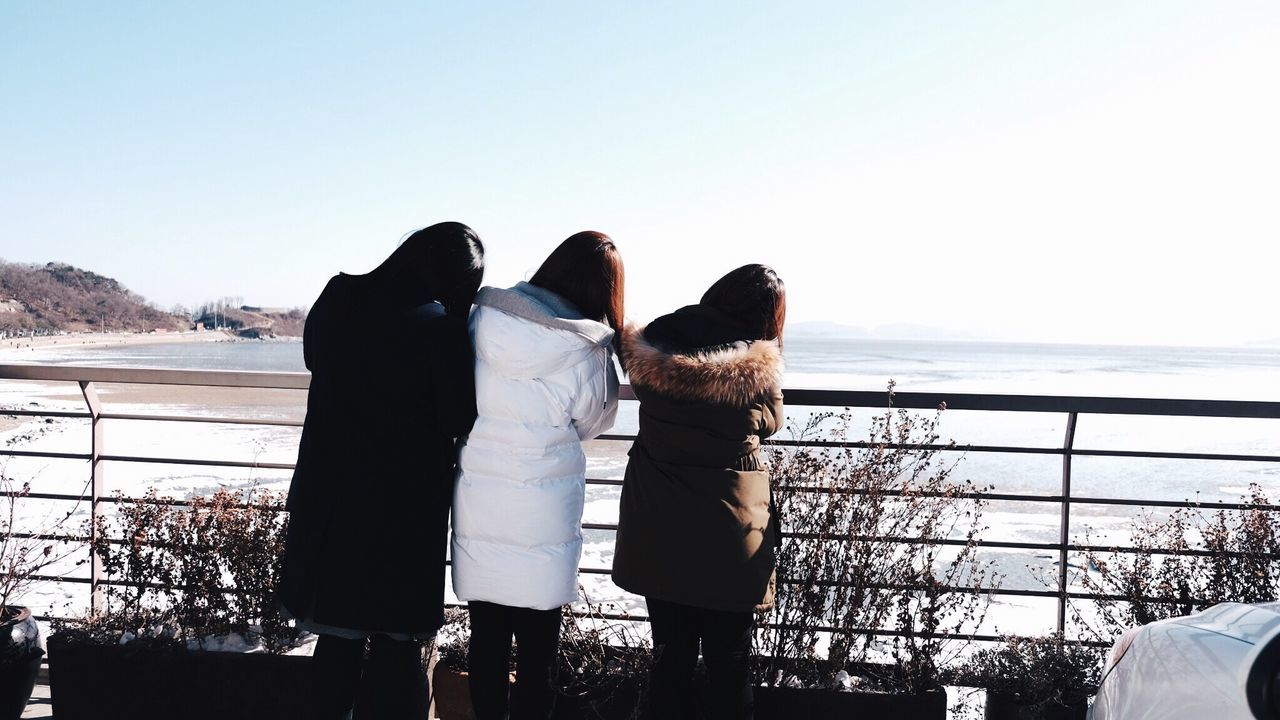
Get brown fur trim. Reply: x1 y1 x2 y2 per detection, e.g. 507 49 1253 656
622 323 784 406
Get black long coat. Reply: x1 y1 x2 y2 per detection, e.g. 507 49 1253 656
277 272 477 636
611 306 784 613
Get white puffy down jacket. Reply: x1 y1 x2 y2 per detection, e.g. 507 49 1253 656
450 282 619 610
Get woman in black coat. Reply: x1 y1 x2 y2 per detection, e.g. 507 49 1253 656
278 222 484 720
612 264 785 720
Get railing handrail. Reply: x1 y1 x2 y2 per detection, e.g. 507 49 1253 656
0 363 310 389
6 363 1280 418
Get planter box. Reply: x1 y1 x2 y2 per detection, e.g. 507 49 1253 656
432 665 477 720
984 691 1089 720
0 652 42 720
47 634 313 720
755 685 948 720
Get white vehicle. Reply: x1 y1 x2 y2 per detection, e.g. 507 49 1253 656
1092 602 1280 720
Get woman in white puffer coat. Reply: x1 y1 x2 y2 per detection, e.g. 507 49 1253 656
452 231 623 720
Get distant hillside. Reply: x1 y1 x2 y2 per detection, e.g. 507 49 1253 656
0 260 186 335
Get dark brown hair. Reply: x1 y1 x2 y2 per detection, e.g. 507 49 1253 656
700 264 786 348
530 231 625 353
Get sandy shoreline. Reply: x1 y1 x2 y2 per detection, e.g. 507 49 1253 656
0 329 239 353
0 331 309 433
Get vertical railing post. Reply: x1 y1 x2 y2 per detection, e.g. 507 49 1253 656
1057 411 1079 634
79 381 104 616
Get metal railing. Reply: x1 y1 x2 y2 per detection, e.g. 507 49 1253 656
3 363 1280 640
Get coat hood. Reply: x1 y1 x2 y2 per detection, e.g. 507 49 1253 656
472 282 614 379
622 321 784 406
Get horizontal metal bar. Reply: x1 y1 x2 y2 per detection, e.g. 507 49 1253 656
6 532 92 542
1074 448 1280 463
0 491 89 501
1069 495 1280 511
766 439 1064 454
0 450 92 461
98 454 295 471
768 441 1280 463
758 623 1110 647
593 434 636 443
775 485 1280 512
598 437 1280 464
30 575 91 585
0 409 91 419
100 412 305 427
781 388 1280 419
103 495 286 510
0 363 311 389
585 478 624 486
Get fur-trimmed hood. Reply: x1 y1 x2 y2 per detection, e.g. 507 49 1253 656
622 323 783 406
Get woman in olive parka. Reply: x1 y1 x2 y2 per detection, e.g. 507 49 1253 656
612 264 786 720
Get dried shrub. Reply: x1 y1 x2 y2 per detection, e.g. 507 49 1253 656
1071 483 1280 642
557 592 650 718
757 384 1001 693
0 421 83 613
68 485 299 653
435 606 471 671
946 634 1103 715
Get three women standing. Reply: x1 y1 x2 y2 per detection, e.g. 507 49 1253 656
451 232 625 720
283 226 781 720
613 264 786 720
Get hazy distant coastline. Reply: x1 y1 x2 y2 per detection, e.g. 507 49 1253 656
0 329 299 356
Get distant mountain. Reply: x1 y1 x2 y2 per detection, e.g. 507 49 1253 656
0 259 306 338
0 260 186 335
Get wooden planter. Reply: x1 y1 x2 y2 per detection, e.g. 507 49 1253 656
754 685 948 720
46 634 313 720
432 664 477 720
984 691 1089 720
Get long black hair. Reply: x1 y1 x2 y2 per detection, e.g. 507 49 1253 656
375 221 485 312
529 231 625 355
700 264 786 348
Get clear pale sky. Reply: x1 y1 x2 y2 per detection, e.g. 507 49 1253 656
2 2 1277 345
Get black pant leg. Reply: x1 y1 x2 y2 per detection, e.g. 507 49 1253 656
510 607 563 720
310 634 366 720
645 598 701 720
355 634 432 720
697 608 755 720
469 601 516 720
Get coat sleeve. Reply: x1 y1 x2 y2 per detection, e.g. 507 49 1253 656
570 345 620 441
756 385 785 440
422 311 479 438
